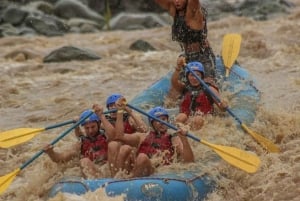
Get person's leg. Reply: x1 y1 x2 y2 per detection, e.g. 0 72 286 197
197 48 216 80
80 158 101 178
187 50 216 80
190 115 204 130
165 55 186 106
203 58 216 80
175 113 188 124
164 86 182 107
132 153 154 177
116 144 136 175
107 141 121 176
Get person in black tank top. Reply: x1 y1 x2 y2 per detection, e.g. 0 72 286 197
154 0 216 79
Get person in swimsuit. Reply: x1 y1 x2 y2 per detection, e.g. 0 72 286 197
154 0 216 79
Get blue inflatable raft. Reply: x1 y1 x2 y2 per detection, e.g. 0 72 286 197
48 56 260 200
48 172 215 200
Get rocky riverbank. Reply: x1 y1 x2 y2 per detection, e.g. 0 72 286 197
0 0 295 36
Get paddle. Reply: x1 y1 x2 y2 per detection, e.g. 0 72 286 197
0 110 94 195
222 33 242 77
186 66 280 153
222 33 260 92
0 109 117 148
127 104 261 174
0 120 75 148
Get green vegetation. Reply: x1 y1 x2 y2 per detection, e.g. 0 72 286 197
104 0 111 30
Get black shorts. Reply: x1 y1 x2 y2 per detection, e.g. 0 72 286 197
185 48 216 78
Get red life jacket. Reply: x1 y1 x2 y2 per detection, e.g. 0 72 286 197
138 131 174 164
107 114 136 134
123 119 136 134
81 133 108 164
180 88 215 116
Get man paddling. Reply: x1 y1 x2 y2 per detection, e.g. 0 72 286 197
44 109 114 178
174 61 228 130
104 93 148 134
108 97 195 177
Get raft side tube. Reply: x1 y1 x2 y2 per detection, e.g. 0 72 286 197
48 172 215 201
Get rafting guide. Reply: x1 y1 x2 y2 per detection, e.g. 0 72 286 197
154 0 216 78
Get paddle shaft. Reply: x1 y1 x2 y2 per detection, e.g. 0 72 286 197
188 66 279 152
127 104 261 173
19 111 94 170
45 120 75 130
44 109 116 130
127 104 200 142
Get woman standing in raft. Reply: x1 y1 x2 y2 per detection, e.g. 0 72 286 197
154 0 216 79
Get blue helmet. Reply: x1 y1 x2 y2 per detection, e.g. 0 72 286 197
79 109 100 126
148 106 169 124
185 61 205 76
106 93 122 108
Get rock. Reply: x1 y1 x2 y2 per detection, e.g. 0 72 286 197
13 53 27 62
26 1 55 15
280 0 296 7
43 46 101 62
236 0 290 20
54 0 105 26
129 40 156 52
115 0 163 13
0 0 296 37
5 48 43 60
67 18 102 33
79 23 99 33
2 6 29 25
25 14 69 36
21 0 59 4
0 23 20 36
84 0 164 16
109 12 169 30
18 25 37 36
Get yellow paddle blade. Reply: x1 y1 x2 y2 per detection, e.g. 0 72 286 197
0 128 45 148
201 140 261 173
222 33 242 77
0 168 20 195
241 124 280 153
